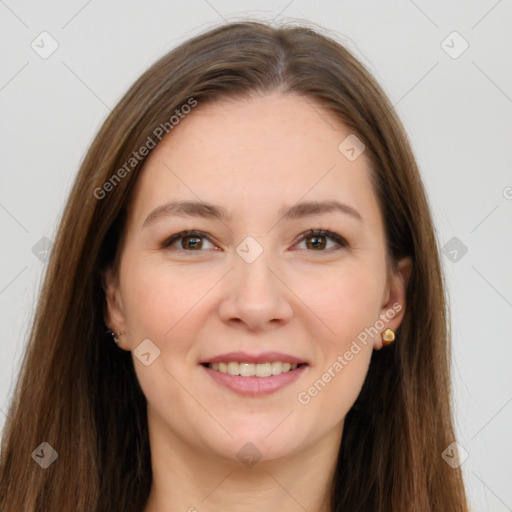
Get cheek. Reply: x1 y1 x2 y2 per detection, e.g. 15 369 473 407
294 260 385 346
120 258 210 421
296 308 374 431
120 254 217 340
310 345 372 425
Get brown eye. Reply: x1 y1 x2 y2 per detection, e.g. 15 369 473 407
162 230 216 251
181 235 203 250
305 235 327 250
295 229 347 252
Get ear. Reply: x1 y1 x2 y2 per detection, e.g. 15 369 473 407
374 256 413 350
103 267 129 350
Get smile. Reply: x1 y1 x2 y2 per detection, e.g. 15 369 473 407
205 361 301 377
200 362 308 396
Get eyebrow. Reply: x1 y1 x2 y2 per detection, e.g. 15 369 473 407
142 199 363 228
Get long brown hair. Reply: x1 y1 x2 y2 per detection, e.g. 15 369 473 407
0 20 470 511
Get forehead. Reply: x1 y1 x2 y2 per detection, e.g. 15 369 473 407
127 92 381 231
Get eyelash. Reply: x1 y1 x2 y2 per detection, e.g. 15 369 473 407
161 229 348 253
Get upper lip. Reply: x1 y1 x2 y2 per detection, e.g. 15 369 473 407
199 351 308 365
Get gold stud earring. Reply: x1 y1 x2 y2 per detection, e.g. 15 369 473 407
381 328 395 346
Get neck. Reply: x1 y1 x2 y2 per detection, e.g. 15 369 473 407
143 410 342 512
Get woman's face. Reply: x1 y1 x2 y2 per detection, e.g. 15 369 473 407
105 91 411 464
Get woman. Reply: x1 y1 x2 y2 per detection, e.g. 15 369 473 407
0 21 470 511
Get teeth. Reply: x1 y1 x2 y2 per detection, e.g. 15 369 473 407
207 361 299 377
227 361 238 375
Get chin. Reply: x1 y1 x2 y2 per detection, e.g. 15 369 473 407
222 424 305 460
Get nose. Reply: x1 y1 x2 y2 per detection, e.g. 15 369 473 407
217 252 294 332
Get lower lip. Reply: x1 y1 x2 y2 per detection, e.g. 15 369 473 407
201 364 308 396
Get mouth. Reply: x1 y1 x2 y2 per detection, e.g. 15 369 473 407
201 361 306 377
199 352 309 396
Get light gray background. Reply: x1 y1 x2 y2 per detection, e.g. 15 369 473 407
1 1 511 510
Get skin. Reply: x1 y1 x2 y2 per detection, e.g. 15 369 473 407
104 91 412 512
